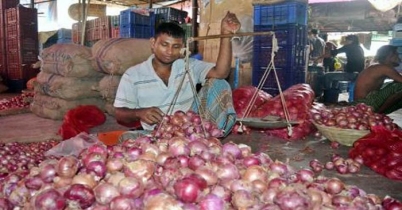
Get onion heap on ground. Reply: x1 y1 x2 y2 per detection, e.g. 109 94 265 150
0 131 401 209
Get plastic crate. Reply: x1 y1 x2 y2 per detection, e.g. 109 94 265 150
57 28 72 39
390 38 402 47
254 24 307 47
120 9 155 26
5 17 38 39
7 49 38 65
6 37 37 51
5 6 37 25
96 16 111 27
56 38 72 44
252 67 306 94
0 0 19 10
253 44 307 69
119 24 155 38
110 15 120 27
111 27 120 38
154 7 188 24
253 2 308 26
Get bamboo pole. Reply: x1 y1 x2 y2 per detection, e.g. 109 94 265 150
187 31 274 42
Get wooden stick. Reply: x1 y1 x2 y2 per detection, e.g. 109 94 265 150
188 31 274 42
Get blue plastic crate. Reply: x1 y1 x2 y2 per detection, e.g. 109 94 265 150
119 24 155 38
390 38 402 47
56 38 72 44
253 44 307 69
254 2 308 26
154 7 188 24
252 67 306 93
57 28 72 39
254 24 307 47
120 9 155 26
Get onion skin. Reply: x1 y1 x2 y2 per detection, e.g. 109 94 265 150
118 177 144 199
0 198 13 210
93 182 120 206
34 188 66 210
64 184 95 209
56 156 79 179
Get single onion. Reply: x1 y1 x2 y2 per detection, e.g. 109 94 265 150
110 195 136 210
56 156 79 178
24 175 44 190
106 158 124 173
174 177 202 203
93 182 120 205
64 184 96 209
0 198 13 210
118 177 144 198
199 194 225 210
86 161 107 179
196 166 218 186
71 173 97 189
123 159 155 184
222 142 242 159
242 165 267 183
325 178 345 195
34 188 66 210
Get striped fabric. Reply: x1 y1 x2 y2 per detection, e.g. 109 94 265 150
353 82 402 114
191 79 237 137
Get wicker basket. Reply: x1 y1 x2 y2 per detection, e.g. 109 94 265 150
313 122 370 146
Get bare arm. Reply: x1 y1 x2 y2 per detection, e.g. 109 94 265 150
115 107 164 125
384 67 402 83
206 11 241 79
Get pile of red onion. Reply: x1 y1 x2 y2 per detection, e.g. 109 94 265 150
1 135 401 209
152 110 224 140
311 103 397 131
0 141 58 177
310 154 362 175
0 92 34 111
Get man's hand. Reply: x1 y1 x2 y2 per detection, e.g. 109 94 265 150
137 107 164 125
221 11 241 35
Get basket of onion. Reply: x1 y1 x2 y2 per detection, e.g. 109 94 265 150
311 103 397 146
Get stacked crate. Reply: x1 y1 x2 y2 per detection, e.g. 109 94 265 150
110 15 120 38
0 0 19 81
252 1 308 96
154 7 188 24
119 8 156 38
57 28 72 44
5 5 39 91
72 16 111 46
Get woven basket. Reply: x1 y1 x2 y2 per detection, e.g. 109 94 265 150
313 122 370 146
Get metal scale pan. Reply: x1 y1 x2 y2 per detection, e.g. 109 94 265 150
237 115 300 129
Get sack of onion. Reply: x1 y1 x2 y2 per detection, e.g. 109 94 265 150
250 84 316 140
1 133 401 209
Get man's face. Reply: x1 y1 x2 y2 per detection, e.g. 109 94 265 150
151 34 183 65
389 51 401 67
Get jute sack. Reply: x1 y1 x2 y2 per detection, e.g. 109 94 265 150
35 71 101 100
30 92 105 120
91 38 152 75
40 44 104 78
93 75 121 102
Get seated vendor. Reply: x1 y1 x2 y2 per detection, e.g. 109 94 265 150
353 45 402 114
113 12 240 138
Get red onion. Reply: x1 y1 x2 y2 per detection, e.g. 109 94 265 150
242 156 261 167
188 140 208 156
72 173 97 189
195 166 218 186
296 169 315 183
110 195 136 210
325 178 344 195
118 177 144 198
242 165 267 183
217 163 240 180
332 195 352 207
56 156 79 178
232 190 256 209
168 137 190 157
269 161 289 175
88 144 108 157
125 147 142 162
0 198 13 210
106 158 124 173
40 163 57 183
34 188 66 210
83 152 107 167
123 160 155 184
222 142 242 159
199 194 225 210
174 177 202 203
64 184 95 209
24 175 44 190
188 155 206 170
274 189 311 210
9 185 29 207
86 161 107 179
93 182 120 205
325 161 334 170
53 176 73 189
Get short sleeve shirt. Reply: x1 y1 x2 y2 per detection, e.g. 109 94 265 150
114 55 215 130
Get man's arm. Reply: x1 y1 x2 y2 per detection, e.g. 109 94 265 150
206 12 241 79
115 107 164 125
384 67 402 83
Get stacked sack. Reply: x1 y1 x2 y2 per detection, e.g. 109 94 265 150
31 44 106 120
91 38 152 116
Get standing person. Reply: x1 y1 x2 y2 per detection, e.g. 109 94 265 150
316 34 337 72
114 12 241 137
322 35 365 90
353 45 402 114
308 29 326 66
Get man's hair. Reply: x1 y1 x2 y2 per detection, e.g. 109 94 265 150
311 29 319 35
345 35 359 45
374 45 397 63
154 22 185 39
